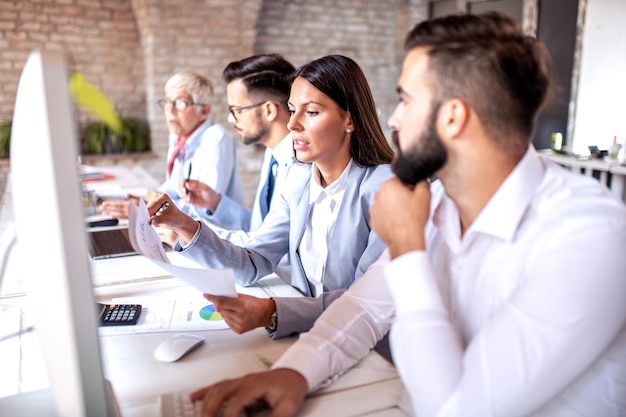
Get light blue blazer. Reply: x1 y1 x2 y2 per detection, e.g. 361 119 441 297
178 161 393 297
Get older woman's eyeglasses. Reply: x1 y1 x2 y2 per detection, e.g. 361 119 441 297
228 101 267 122
157 98 206 112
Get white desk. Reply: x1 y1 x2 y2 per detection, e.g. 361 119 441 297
100 284 408 417
539 149 626 202
0 165 164 296
0 264 408 417
0 167 409 417
81 164 162 197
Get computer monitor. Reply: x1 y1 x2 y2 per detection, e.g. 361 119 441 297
8 50 117 417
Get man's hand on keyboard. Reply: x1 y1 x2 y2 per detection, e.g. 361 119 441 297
189 368 308 417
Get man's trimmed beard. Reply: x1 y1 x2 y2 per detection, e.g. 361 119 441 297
391 104 447 185
241 111 268 146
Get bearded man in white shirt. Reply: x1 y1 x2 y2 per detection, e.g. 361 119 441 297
187 12 626 417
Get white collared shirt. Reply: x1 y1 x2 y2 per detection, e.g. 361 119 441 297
299 160 353 297
159 119 244 219
274 147 626 417
250 133 296 232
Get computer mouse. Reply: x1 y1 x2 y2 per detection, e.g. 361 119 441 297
154 333 205 362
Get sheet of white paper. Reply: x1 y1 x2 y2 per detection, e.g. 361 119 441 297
98 295 229 335
254 275 303 298
128 199 170 263
127 199 237 298
155 254 237 297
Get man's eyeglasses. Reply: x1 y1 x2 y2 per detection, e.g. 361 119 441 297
228 101 267 121
157 98 206 112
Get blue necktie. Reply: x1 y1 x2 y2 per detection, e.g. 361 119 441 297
259 156 277 219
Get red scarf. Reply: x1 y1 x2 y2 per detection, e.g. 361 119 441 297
166 135 189 177
166 121 205 177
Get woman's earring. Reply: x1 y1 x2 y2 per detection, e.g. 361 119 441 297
346 128 351 133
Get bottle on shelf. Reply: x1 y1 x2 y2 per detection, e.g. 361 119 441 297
609 135 622 160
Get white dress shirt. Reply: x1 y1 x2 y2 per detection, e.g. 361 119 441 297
274 147 626 417
206 133 295 239
299 160 352 297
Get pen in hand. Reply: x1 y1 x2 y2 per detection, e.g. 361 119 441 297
185 162 192 195
155 201 170 216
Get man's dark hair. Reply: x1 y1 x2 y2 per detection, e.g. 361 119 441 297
222 53 295 110
405 12 551 153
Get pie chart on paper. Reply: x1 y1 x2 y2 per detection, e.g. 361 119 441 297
199 304 224 321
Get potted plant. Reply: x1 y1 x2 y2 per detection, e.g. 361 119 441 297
81 116 149 155
0 118 11 158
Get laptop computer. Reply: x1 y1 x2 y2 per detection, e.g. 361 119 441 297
87 227 138 259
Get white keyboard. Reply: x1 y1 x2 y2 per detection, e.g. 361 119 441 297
159 393 202 417
159 393 255 417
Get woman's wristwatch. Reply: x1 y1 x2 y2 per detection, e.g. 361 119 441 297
267 298 277 331
268 308 278 331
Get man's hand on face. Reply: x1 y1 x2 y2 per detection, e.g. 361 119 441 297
370 177 431 259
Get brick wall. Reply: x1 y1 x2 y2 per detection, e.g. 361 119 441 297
129 0 266 202
0 0 427 206
255 0 401 131
0 0 144 119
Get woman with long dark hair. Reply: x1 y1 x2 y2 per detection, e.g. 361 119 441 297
148 54 394 339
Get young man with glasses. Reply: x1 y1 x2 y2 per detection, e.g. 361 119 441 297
101 71 244 226
180 54 296 242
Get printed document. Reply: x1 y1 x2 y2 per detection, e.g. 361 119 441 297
98 295 229 335
128 199 237 298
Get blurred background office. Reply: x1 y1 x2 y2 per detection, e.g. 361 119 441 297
0 0 624 202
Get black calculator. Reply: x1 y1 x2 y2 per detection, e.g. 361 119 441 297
97 303 142 326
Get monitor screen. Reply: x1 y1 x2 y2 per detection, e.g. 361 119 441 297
9 50 117 417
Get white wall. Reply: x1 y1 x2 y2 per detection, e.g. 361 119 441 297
572 0 626 153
